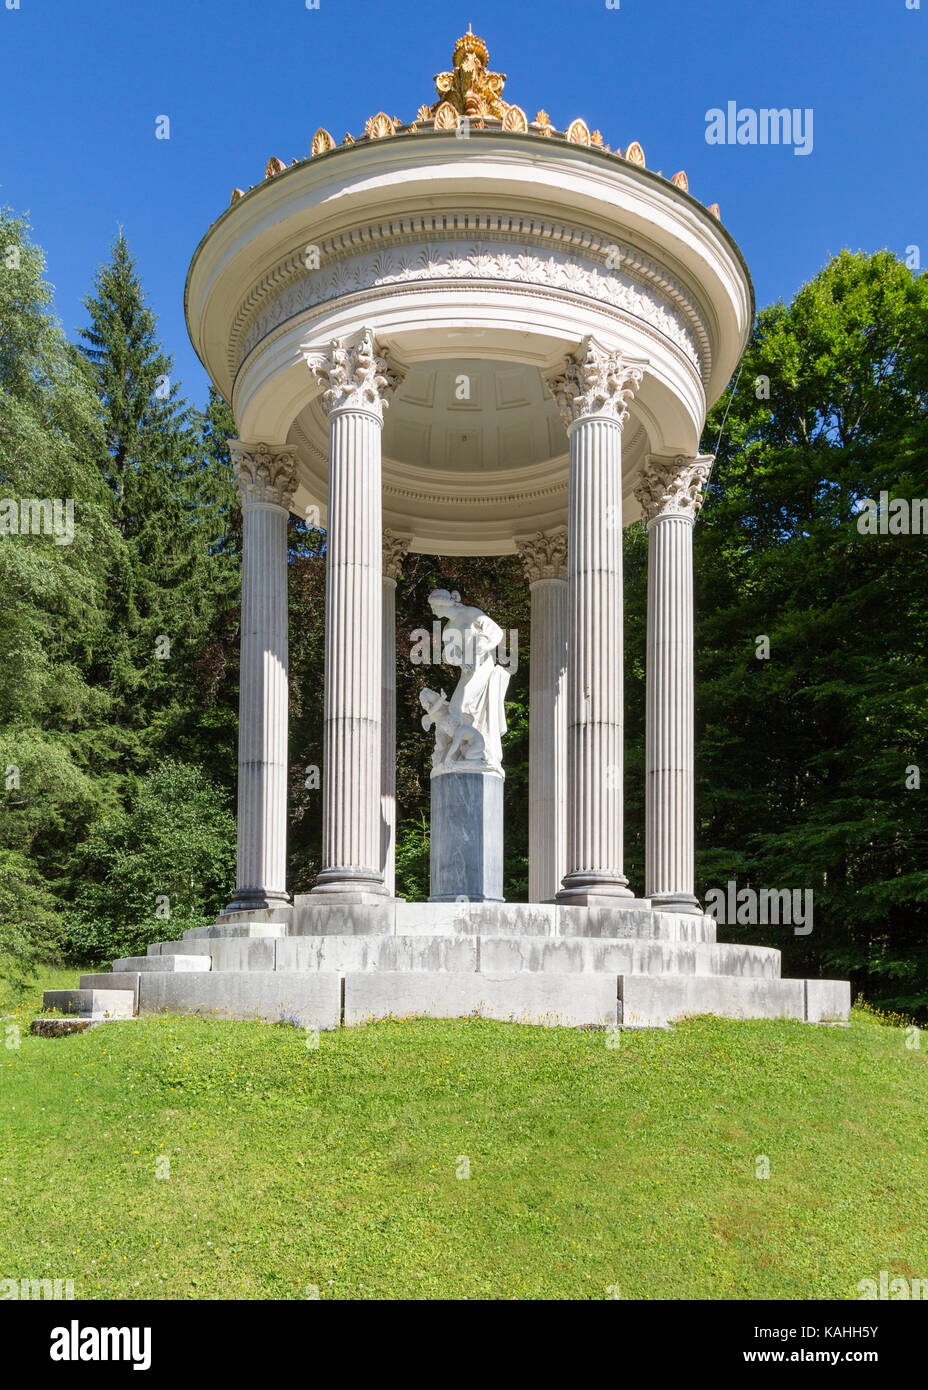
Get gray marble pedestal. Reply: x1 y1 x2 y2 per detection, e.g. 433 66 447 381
429 769 504 902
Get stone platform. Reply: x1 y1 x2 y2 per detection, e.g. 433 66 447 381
44 901 851 1031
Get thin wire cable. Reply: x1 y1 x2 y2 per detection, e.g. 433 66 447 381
705 359 746 493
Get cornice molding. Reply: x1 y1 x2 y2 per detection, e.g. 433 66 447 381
229 216 711 382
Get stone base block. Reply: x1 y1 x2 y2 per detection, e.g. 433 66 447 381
557 906 716 943
344 971 618 1028
80 973 141 1013
138 971 341 1030
429 770 504 902
290 902 395 937
618 975 808 1028
479 938 780 978
396 902 557 937
113 955 210 973
184 921 289 940
277 935 478 973
43 988 135 1020
805 979 852 1023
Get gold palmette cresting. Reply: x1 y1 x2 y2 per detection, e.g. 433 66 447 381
234 31 721 220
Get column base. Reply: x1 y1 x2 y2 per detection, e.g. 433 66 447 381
555 872 635 907
310 868 388 906
648 893 701 914
221 888 291 916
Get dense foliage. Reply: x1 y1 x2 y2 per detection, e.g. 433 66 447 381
0 213 924 1014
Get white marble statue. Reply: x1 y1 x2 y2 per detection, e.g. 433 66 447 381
420 589 510 774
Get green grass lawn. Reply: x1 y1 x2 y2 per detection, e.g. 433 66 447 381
1 966 926 1300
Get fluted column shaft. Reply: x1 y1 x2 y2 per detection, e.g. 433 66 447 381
307 329 401 901
381 570 398 896
637 454 713 911
517 530 568 903
380 531 409 896
645 514 696 907
316 408 384 895
547 338 644 903
561 416 630 898
530 578 568 901
226 442 297 914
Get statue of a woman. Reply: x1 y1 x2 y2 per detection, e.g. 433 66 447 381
420 589 510 774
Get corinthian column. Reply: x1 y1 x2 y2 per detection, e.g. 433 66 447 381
515 529 568 902
547 337 645 904
306 328 403 901
225 441 298 914
381 529 410 896
634 454 713 911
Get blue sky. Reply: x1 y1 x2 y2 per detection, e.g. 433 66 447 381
2 0 925 410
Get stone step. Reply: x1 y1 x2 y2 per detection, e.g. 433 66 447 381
79 973 141 1012
137 971 341 1030
343 971 618 1028
143 934 769 977
189 902 719 944
43 988 135 1020
182 921 289 941
129 969 849 1030
114 954 210 972
619 975 851 1028
288 900 718 942
480 937 777 977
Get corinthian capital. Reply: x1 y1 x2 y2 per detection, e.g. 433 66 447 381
382 528 411 580
306 327 403 421
515 528 568 583
547 336 645 430
634 454 714 523
231 441 299 509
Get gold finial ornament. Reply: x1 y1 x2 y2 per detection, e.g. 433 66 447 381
433 101 459 131
566 119 591 146
431 26 508 119
224 34 711 211
311 128 335 156
365 112 396 139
